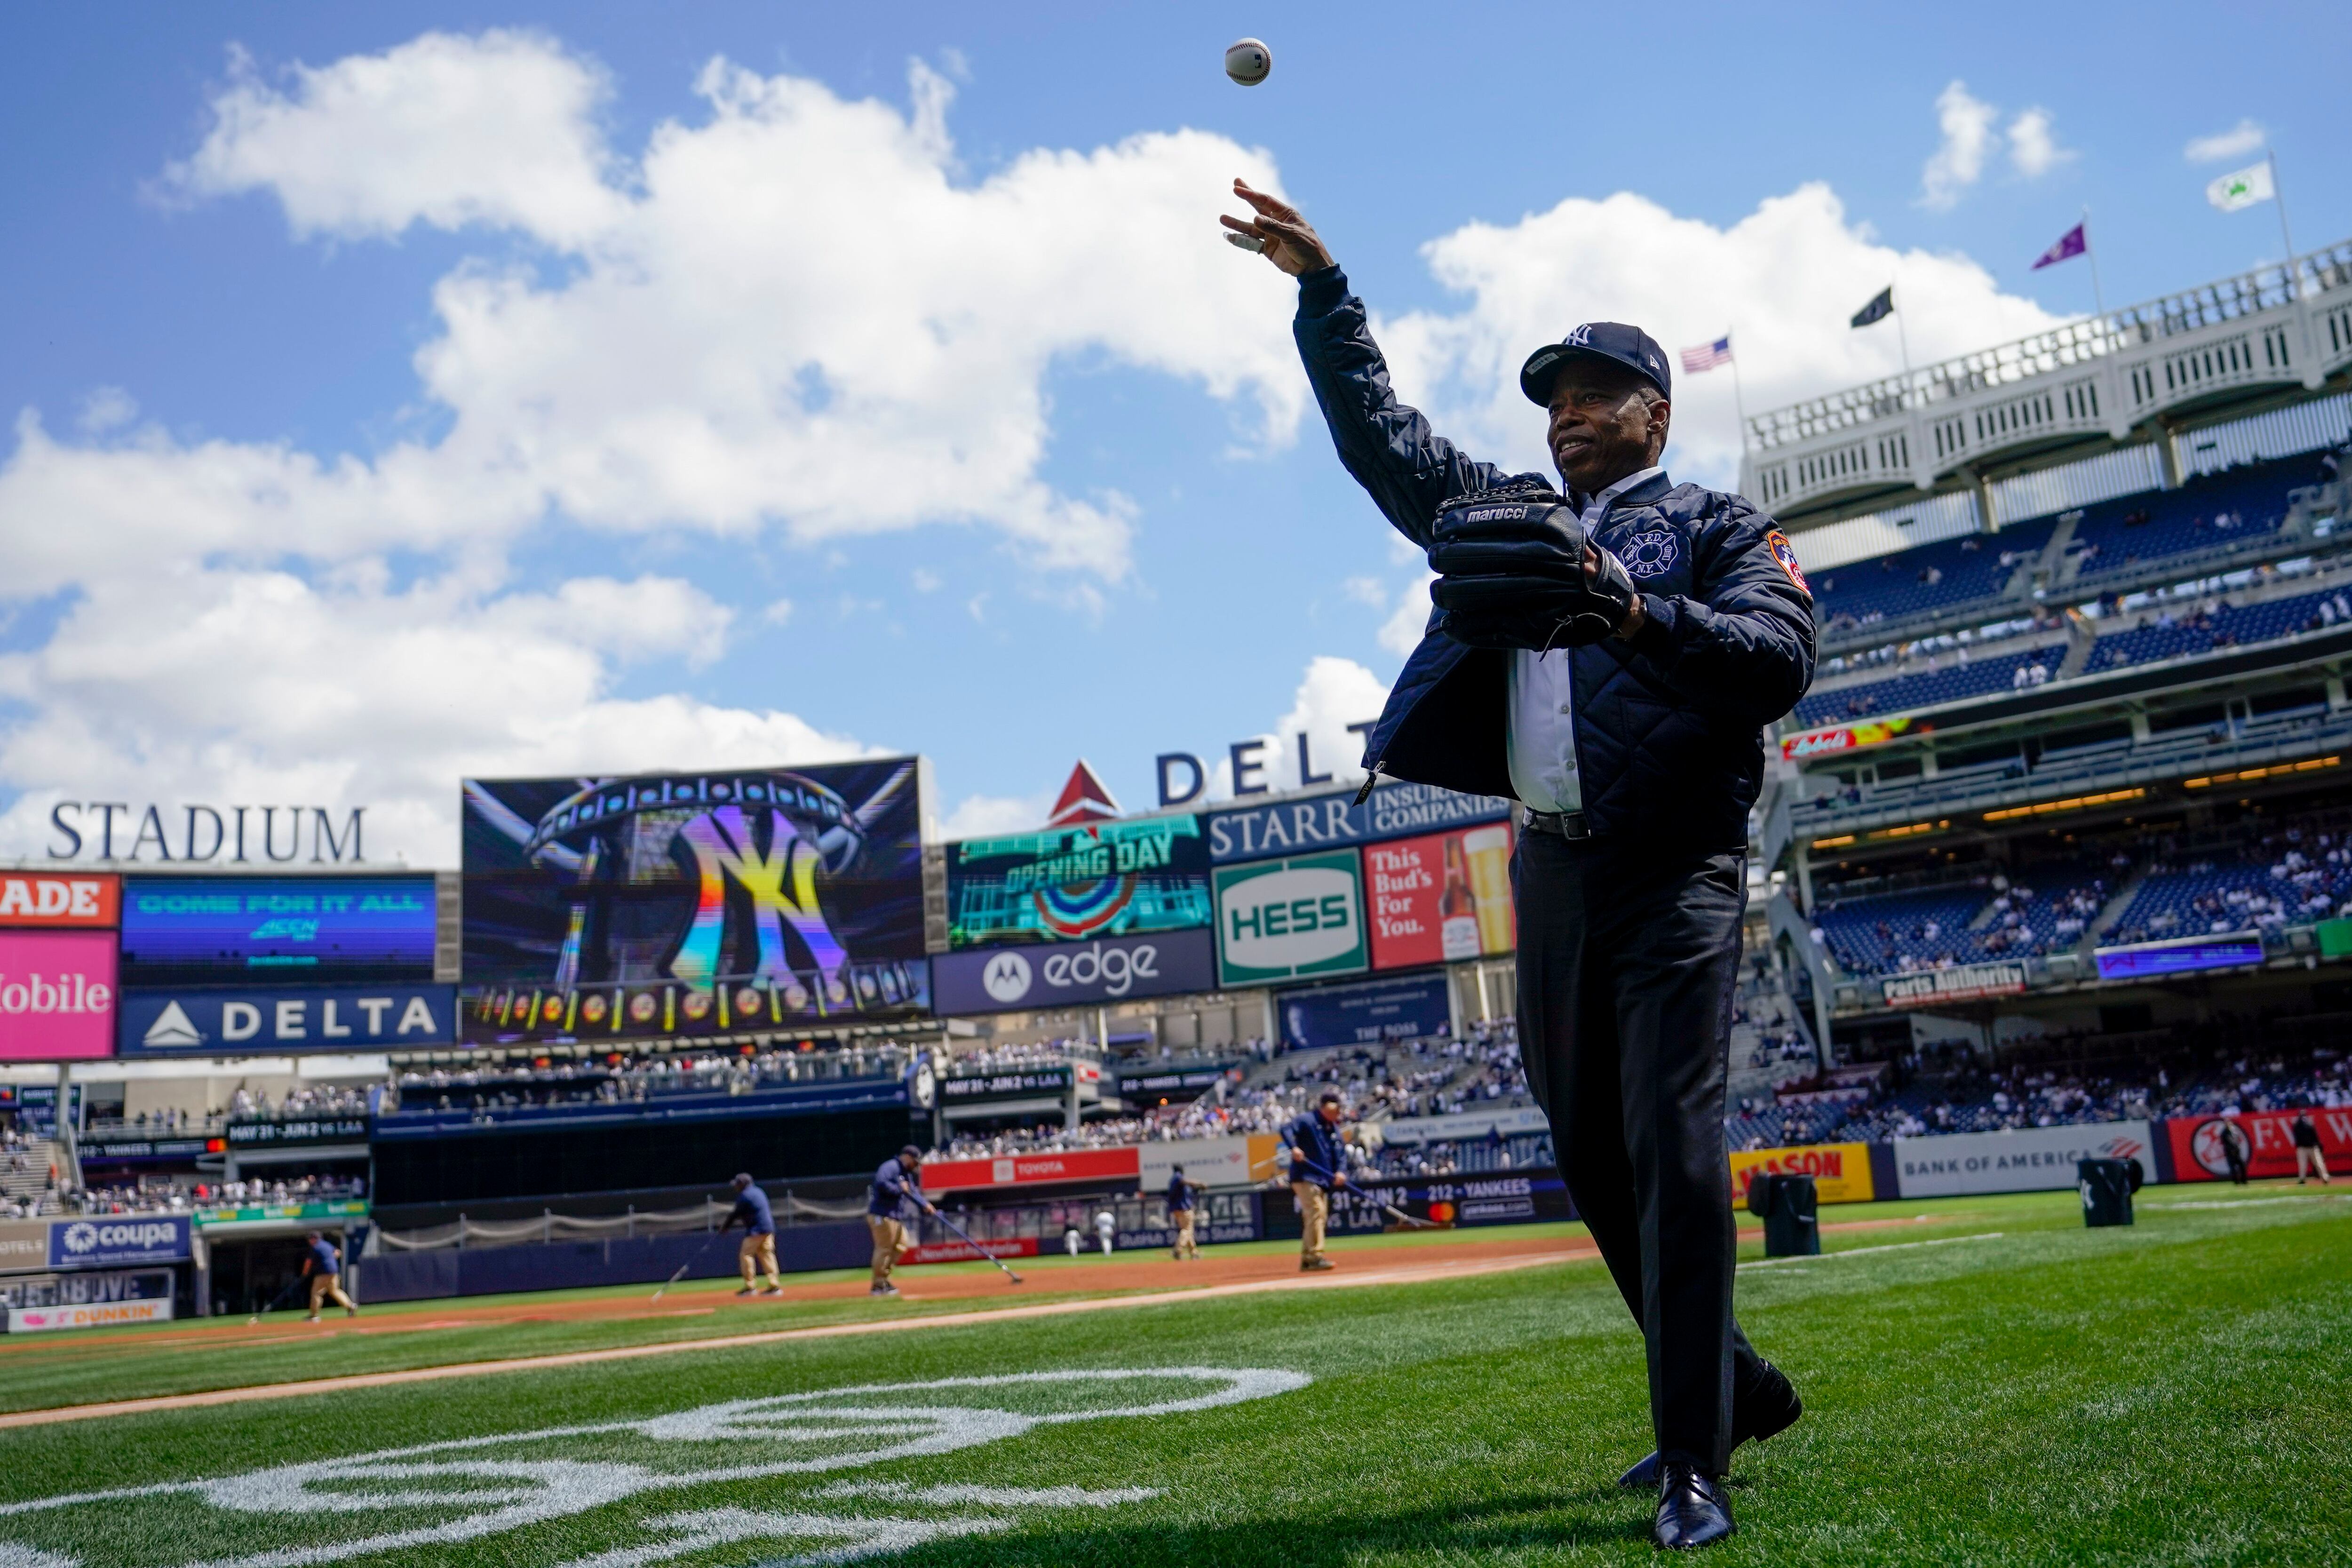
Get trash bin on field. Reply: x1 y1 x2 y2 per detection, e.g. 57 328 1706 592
2078 1158 2136 1227
1747 1173 1820 1257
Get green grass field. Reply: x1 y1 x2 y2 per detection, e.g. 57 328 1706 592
1 1184 2347 1566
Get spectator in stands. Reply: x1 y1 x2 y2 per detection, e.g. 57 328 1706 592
864 1147 934 1298
301 1230 357 1323
722 1173 784 1297
2292 1111 2330 1185
1281 1091 1350 1273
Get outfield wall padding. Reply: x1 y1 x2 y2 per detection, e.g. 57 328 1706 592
358 1221 870 1303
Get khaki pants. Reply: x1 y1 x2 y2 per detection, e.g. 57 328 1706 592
1173 1209 1199 1259
2298 1146 2332 1183
739 1232 780 1289
308 1272 355 1314
867 1216 909 1282
1293 1182 1328 1262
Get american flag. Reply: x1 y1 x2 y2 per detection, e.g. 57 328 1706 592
1679 335 1733 374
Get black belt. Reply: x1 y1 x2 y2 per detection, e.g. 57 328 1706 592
1522 809 1593 840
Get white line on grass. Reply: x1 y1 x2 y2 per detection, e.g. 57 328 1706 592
0 1250 1589 1432
1740 1233 2004 1271
2157 1194 2351 1210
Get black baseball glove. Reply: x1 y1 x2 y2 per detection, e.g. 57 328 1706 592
1427 479 1640 650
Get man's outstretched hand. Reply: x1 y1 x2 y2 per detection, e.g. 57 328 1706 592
1223 179 1334 277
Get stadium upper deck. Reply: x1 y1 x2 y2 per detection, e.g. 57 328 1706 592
1741 234 2352 526
1744 240 2352 1035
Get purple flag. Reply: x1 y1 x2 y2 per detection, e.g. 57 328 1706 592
2033 223 2087 269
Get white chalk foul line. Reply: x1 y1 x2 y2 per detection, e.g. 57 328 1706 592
0 1249 1592 1432
1740 1232 2005 1270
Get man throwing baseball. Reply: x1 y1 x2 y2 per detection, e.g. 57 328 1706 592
1225 180 1814 1550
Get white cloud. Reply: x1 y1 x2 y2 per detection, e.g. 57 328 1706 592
934 792 1047 842
911 568 942 594
2185 119 2265 164
1378 574 1434 658
1920 80 1999 210
0 565 862 864
761 597 794 625
165 32 625 244
77 388 137 435
1207 656 1389 800
2006 108 2073 179
1340 575 1386 608
1374 183 2061 489
0 30 1320 863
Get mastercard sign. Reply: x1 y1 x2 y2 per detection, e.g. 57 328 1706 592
0 874 119 929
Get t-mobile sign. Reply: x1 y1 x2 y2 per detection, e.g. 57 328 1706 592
0 930 118 1061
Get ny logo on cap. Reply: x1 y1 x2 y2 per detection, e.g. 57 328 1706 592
1564 324 1595 348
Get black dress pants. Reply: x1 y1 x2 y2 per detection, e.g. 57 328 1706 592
1513 826 1758 1474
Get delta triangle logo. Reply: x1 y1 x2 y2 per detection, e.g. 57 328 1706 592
142 1000 205 1048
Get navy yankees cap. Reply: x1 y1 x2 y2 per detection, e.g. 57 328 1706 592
1519 322 1672 405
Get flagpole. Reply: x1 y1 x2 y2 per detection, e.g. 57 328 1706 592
2267 151 2299 297
1891 285 1915 406
2081 207 2110 325
1727 328 1748 441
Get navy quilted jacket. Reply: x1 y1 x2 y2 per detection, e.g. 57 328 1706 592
1294 267 1816 852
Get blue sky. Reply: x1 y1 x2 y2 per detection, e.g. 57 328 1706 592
0 2 2343 860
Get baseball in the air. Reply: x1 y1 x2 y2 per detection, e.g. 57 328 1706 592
1224 39 1271 86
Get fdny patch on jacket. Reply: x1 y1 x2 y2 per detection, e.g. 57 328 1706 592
1620 528 1680 579
1765 530 1811 597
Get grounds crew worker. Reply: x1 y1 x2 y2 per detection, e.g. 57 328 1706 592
1280 1090 1350 1272
2292 1109 2330 1184
1167 1162 1206 1259
721 1172 783 1296
301 1229 357 1322
866 1144 936 1297
1226 180 1814 1551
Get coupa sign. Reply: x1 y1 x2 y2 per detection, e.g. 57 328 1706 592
49 1214 191 1268
931 929 1215 1016
1213 849 1367 987
46 804 367 863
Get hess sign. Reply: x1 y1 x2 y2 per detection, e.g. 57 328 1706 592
1212 849 1368 987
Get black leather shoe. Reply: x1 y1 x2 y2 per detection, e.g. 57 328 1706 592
1618 1359 1803 1488
1653 1462 1734 1550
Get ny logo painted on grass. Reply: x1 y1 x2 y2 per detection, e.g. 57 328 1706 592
0 1368 1311 1568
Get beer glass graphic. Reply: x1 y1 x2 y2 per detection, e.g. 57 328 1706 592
1462 825 1515 954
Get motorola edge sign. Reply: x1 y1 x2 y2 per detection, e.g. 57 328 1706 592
931 928 1216 1016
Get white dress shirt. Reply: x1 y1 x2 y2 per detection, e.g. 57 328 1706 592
1506 467 1664 815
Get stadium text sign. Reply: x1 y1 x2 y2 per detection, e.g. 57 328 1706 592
45 803 366 862
48 1215 191 1268
0 873 118 929
1275 970 1451 1052
930 928 1215 1016
0 930 117 1062
1729 1142 1877 1206
1892 1121 2156 1198
8 1298 173 1333
117 984 455 1058
1204 782 1510 866
2165 1108 2352 1182
1213 850 1368 987
1880 962 2027 1007
2093 933 2266 981
920 1146 1141 1193
0 1368 1313 1567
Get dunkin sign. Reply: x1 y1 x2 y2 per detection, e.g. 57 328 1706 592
0 929 117 1061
